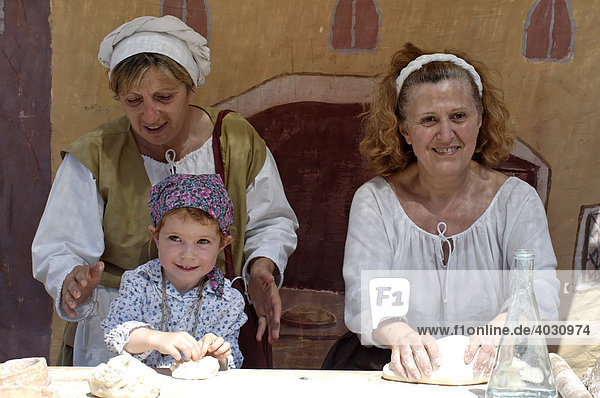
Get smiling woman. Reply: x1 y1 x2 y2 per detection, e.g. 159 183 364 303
31 15 298 368
117 67 208 160
324 43 560 381
400 79 482 181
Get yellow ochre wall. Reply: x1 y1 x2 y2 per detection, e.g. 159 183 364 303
51 0 599 278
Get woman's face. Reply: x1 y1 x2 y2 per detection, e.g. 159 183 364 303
150 214 231 295
120 67 195 149
401 78 482 178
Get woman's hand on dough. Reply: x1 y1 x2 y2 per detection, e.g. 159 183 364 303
374 320 440 380
60 261 104 318
465 313 507 376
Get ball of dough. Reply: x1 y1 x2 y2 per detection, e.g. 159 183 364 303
382 335 489 385
87 353 161 398
170 357 220 380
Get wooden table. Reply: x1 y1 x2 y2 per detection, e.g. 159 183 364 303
48 367 487 397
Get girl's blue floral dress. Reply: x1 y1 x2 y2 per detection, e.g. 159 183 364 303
102 258 247 368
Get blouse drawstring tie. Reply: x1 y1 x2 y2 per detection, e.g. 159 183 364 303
165 149 177 175
437 221 454 305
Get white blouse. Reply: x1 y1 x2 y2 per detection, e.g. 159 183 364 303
343 176 560 344
32 137 298 323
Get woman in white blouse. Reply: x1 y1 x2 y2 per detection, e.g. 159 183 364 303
334 43 559 378
32 15 298 367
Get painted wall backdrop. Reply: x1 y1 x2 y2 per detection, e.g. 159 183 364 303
0 0 52 361
3 0 600 370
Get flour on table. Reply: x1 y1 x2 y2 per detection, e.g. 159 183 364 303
382 335 488 385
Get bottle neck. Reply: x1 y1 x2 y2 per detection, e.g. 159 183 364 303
512 255 534 290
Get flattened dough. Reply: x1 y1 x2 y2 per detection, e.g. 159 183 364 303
170 357 219 380
382 335 488 385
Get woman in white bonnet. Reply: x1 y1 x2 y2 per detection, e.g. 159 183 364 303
32 15 298 367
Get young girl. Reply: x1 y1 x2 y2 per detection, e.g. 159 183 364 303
102 174 247 369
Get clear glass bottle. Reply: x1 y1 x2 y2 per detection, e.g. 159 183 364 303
486 249 557 398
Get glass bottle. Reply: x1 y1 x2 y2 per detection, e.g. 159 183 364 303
486 249 557 398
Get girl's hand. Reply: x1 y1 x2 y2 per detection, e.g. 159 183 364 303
149 330 203 362
373 320 440 380
198 333 231 369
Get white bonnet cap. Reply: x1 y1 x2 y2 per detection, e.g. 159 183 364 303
98 15 210 87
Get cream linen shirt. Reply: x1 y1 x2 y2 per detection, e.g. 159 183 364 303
343 176 560 345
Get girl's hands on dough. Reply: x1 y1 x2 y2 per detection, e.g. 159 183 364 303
153 331 203 362
374 320 440 380
465 313 507 376
199 333 231 370
198 333 231 361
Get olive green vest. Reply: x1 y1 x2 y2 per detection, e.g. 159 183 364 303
61 106 266 289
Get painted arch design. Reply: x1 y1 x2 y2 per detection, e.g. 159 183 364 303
522 0 575 62
160 0 211 42
330 0 380 53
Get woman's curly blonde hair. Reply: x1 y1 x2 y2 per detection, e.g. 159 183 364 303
360 43 516 176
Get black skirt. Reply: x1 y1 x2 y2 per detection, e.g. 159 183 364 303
321 331 391 370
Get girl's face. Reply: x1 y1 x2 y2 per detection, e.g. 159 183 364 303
150 214 231 295
401 78 482 178
120 67 195 151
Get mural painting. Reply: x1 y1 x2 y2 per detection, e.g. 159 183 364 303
522 0 575 62
217 74 376 367
215 71 552 367
330 0 380 53
160 0 211 42
1 0 600 376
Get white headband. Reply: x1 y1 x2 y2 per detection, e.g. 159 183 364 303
98 15 210 87
395 53 483 98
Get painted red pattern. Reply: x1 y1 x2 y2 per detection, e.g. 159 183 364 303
161 0 209 39
331 0 379 51
524 0 574 61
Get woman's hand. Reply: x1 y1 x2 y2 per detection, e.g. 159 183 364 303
464 313 507 376
374 320 440 380
199 333 231 370
247 257 281 344
60 261 104 318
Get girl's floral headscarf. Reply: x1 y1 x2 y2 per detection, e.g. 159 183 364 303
149 174 234 234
